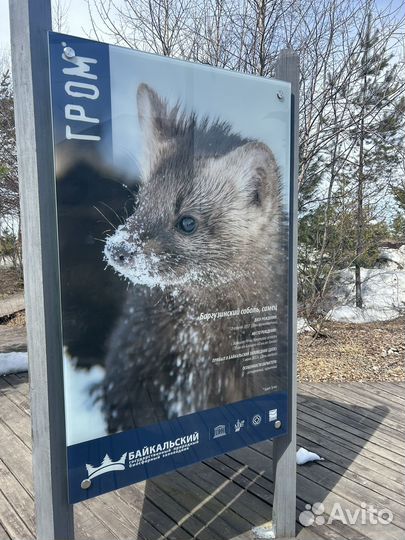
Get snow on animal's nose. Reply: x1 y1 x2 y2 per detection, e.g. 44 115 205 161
109 242 136 264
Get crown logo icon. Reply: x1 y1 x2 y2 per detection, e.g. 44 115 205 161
85 452 127 480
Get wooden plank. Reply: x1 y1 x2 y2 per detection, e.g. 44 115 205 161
298 396 405 453
178 461 271 525
296 527 334 540
83 492 147 540
9 0 74 537
227 445 380 540
335 383 405 416
0 378 31 416
295 434 405 507
211 457 340 540
325 382 404 418
298 386 405 446
178 464 264 534
3 374 30 397
299 404 405 470
115 485 192 540
255 445 405 540
225 531 254 540
302 383 404 433
253 442 405 532
0 459 35 535
251 436 405 521
297 420 404 485
209 457 274 506
148 473 237 539
0 490 34 540
299 384 404 444
360 382 405 404
0 391 32 449
298 397 404 454
0 520 12 540
13 372 28 380
0 420 117 540
224 436 405 510
2 374 405 539
297 409 405 467
0 391 175 540
273 48 299 540
373 382 405 399
0 419 35 494
0 405 160 540
132 480 222 540
152 469 249 539
216 454 353 540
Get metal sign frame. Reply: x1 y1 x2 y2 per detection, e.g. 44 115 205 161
9 0 298 538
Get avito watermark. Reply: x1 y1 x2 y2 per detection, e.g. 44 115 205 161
299 502 393 527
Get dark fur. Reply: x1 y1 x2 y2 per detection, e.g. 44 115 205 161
102 84 288 433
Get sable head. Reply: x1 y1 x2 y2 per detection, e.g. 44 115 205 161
104 84 282 289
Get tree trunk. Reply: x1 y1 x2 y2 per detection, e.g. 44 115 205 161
355 22 370 309
355 263 362 308
355 136 364 308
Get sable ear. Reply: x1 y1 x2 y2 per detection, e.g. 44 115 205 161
137 84 171 178
221 142 278 205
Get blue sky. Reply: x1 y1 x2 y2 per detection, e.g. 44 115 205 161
1 0 403 53
1 0 403 59
0 0 91 56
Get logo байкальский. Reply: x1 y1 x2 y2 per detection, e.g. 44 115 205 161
86 453 127 481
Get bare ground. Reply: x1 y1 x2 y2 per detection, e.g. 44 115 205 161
298 317 405 383
0 267 24 299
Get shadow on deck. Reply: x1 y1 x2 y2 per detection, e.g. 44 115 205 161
0 375 404 540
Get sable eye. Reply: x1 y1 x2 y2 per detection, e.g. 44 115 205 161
177 215 198 234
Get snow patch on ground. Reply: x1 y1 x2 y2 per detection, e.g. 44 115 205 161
377 245 405 269
63 355 107 446
0 351 28 375
329 266 405 323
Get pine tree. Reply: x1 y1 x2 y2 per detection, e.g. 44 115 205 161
338 11 405 307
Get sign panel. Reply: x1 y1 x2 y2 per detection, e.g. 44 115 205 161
48 32 292 503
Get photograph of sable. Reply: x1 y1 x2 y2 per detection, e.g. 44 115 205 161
101 83 288 433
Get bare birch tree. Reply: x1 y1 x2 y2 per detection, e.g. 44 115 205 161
76 0 405 324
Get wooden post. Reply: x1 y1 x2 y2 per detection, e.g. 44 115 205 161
9 1 75 538
272 49 299 539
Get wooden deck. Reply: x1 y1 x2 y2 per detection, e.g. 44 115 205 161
0 374 404 540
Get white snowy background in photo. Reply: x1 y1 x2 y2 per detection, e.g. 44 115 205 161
63 354 107 445
108 44 292 210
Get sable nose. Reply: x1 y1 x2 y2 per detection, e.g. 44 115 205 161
111 243 135 263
